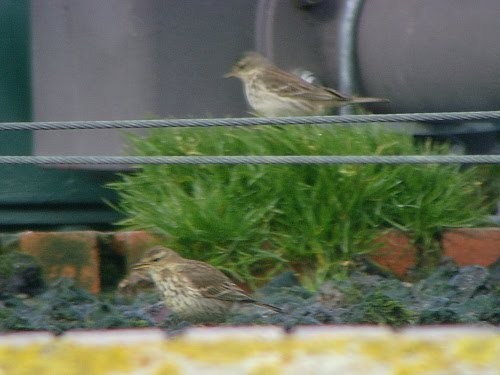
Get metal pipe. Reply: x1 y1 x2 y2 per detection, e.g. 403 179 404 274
355 0 500 113
337 0 365 96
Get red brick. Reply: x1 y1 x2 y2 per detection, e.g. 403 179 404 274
369 230 418 278
442 228 500 266
112 231 168 268
19 231 100 293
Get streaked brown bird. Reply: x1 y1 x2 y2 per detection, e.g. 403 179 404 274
225 52 388 117
133 246 282 323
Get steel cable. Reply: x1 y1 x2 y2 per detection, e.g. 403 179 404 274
0 111 499 131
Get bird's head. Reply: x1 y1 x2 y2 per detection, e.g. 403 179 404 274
224 52 271 79
132 246 183 270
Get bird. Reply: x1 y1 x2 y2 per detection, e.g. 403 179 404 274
225 52 388 117
132 246 282 323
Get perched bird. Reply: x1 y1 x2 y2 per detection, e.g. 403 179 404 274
225 52 388 117
133 246 282 323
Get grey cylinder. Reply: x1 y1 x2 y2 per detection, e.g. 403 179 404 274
357 0 500 113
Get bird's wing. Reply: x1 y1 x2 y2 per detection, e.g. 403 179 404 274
178 262 255 303
263 68 350 102
323 87 351 101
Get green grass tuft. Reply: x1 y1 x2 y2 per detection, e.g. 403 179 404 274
108 125 489 286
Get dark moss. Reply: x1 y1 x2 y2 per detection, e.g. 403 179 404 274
344 291 415 327
0 251 45 296
0 307 32 331
487 259 500 288
418 308 462 324
0 259 498 334
412 258 460 301
39 277 97 305
460 294 500 324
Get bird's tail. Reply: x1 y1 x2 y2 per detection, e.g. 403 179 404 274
348 96 390 104
256 302 283 313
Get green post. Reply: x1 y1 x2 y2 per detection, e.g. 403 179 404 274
0 0 122 230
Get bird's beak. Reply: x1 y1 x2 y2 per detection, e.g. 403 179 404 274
223 71 235 78
132 262 149 271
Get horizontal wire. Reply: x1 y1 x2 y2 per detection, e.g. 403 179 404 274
0 111 500 131
1 155 499 165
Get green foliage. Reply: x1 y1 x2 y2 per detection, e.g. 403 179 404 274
475 164 500 214
0 307 32 331
346 291 415 326
109 125 488 286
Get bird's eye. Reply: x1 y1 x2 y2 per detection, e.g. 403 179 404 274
152 257 161 262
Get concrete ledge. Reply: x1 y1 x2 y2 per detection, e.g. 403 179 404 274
0 326 498 374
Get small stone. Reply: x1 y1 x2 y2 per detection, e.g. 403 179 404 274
447 265 489 301
316 282 346 309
